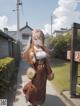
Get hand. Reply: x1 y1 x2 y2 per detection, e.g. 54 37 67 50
47 72 54 81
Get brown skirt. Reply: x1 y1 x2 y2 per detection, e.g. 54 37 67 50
23 60 52 105
23 81 46 105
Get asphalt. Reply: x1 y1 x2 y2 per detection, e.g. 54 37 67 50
13 60 70 106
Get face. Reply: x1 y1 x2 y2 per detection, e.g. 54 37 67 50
32 30 44 47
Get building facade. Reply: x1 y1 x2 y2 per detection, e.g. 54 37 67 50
53 28 71 37
4 23 33 51
0 30 15 57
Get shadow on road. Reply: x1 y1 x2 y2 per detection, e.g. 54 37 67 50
16 60 29 86
43 94 66 106
14 60 67 106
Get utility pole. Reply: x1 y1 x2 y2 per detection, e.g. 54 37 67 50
17 0 19 40
16 0 22 41
51 15 53 35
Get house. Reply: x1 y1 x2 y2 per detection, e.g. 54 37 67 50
0 30 20 62
0 30 15 57
53 30 64 37
0 30 14 58
4 22 33 51
53 28 71 37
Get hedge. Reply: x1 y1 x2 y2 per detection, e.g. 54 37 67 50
45 33 71 59
0 57 16 92
46 31 80 60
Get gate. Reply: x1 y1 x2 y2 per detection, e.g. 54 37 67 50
67 23 80 97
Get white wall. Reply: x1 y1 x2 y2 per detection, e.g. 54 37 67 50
19 27 32 51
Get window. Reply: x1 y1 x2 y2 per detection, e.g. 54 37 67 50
22 33 29 39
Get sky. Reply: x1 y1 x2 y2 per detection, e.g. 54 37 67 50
0 0 80 34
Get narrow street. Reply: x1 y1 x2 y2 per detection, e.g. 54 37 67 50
0 1 80 106
13 60 70 106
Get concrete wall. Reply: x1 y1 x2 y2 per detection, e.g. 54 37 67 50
0 37 9 57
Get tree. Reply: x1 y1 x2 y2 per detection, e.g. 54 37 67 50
46 32 71 59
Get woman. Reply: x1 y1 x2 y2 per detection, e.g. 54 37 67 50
22 29 54 106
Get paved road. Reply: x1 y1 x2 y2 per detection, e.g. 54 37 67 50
13 60 70 106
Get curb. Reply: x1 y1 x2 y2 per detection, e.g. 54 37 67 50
61 91 76 106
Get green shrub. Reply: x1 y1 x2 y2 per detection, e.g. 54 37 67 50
0 57 16 92
46 33 71 59
0 57 14 71
53 35 67 59
46 31 80 59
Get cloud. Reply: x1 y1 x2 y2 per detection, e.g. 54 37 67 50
44 0 80 34
0 16 17 31
8 25 17 31
0 16 8 29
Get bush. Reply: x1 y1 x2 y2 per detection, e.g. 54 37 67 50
46 31 80 60
53 35 67 59
46 33 71 59
0 57 14 71
0 57 16 92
